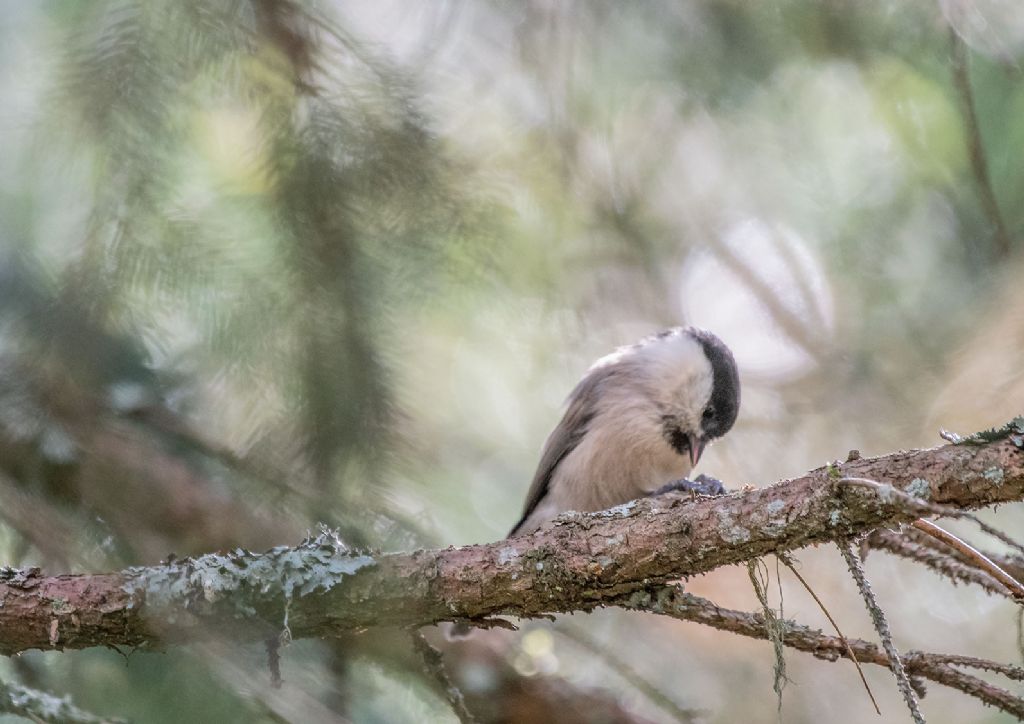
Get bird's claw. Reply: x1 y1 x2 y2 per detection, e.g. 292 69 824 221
654 473 727 497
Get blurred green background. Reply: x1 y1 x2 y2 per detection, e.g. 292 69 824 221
0 1 1022 722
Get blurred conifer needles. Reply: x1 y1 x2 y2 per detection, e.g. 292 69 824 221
1 1 1023 722
8 1 486 540
1 4 490 716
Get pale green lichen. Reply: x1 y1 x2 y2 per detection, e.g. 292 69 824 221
626 589 660 612
944 416 1024 446
983 467 1005 485
0 567 41 586
596 500 639 518
875 483 896 503
0 679 117 723
762 500 788 536
716 508 751 544
121 529 375 615
497 546 520 565
905 478 931 500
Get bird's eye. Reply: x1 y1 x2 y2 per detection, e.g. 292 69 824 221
702 407 715 421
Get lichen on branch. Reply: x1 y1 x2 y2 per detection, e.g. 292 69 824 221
0 430 1021 657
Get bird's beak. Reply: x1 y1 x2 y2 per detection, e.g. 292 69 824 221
689 436 706 467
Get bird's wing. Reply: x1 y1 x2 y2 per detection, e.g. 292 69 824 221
507 363 617 537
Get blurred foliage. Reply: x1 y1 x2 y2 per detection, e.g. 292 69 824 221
0 0 1023 722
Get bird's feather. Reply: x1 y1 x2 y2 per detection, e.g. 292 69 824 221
507 363 618 537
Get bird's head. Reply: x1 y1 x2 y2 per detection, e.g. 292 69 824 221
636 327 740 467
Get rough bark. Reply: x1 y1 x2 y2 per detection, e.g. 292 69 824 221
0 432 1021 656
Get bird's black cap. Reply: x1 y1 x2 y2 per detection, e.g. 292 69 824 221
688 328 740 440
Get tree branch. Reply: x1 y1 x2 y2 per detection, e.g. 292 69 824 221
0 431 1022 656
615 585 1024 719
909 518 1024 599
839 541 924 723
866 528 1014 599
411 631 478 724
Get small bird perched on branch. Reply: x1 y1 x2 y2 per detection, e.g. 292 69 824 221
509 327 740 537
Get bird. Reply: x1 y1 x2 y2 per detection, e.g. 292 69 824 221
508 327 740 538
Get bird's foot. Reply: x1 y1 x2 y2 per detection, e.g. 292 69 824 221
654 473 728 497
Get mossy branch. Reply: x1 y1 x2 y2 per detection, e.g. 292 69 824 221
0 429 1021 658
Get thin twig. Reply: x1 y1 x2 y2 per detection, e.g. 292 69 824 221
780 556 881 715
950 27 1013 258
968 518 1024 558
923 663 1022 717
900 521 1024 596
986 552 1024 584
1018 609 1024 664
838 477 955 519
910 519 1024 600
616 586 1024 719
839 476 1024 555
410 631 477 724
839 542 925 724
907 521 1024 571
866 529 1011 599
906 652 1024 682
555 623 703 724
